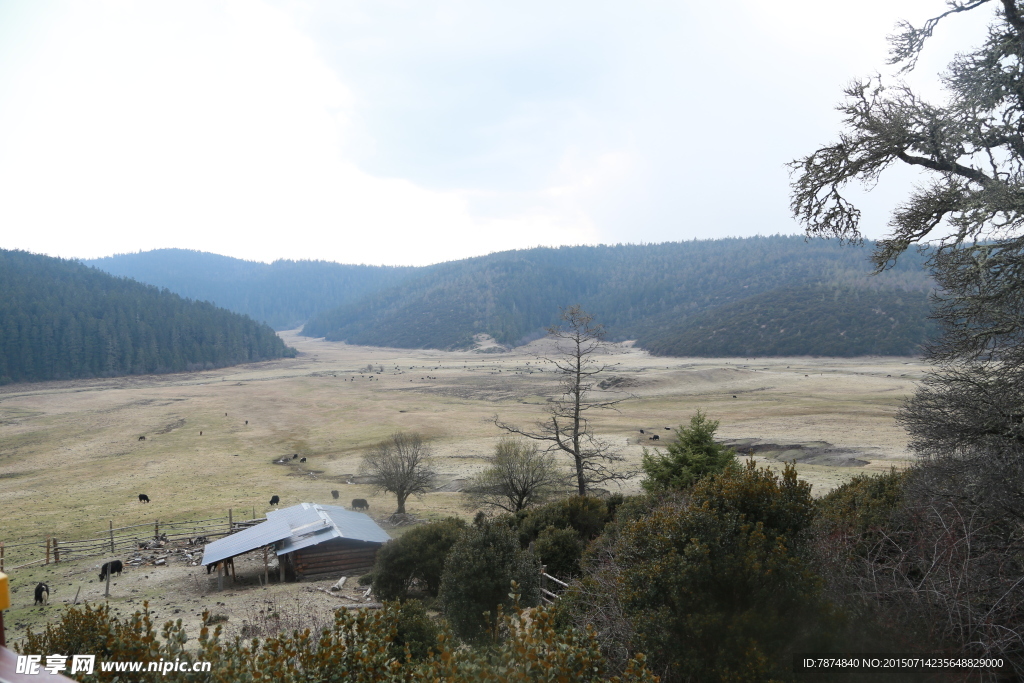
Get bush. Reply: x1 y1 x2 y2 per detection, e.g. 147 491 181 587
438 520 541 641
20 600 658 681
817 468 908 540
392 599 441 661
534 525 585 579
567 462 837 682
640 409 738 492
371 517 466 601
516 495 611 545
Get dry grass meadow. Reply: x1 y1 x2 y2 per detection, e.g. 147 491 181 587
0 331 927 642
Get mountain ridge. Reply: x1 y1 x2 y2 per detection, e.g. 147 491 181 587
84 237 936 357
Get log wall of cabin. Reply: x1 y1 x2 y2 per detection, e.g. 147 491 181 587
293 538 381 578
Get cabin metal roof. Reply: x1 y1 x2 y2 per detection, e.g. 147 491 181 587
201 503 390 566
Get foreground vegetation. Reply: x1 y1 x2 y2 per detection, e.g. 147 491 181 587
25 451 1019 681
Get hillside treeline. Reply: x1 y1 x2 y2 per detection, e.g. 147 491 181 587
0 249 295 385
300 236 934 355
641 284 936 357
84 249 416 330
87 237 935 357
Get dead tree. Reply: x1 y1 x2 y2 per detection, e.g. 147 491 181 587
494 305 632 496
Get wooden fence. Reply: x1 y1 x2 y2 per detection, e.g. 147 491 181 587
540 568 568 604
0 509 261 573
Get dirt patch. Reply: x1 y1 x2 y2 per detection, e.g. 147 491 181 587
723 439 872 467
433 477 468 493
597 376 641 390
155 418 187 434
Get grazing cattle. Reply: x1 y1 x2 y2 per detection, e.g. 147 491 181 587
199 431 202 436
99 560 123 581
665 427 671 430
299 457 306 462
331 490 339 499
138 436 146 441
649 434 660 441
138 494 150 503
351 499 369 511
34 582 49 605
292 454 298 459
245 420 248 425
206 557 234 574
269 495 280 506
639 429 645 434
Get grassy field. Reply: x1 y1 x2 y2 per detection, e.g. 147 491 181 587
0 331 926 642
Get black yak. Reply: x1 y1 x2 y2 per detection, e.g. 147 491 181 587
99 560 123 581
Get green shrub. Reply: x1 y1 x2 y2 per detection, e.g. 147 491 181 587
587 462 837 681
640 409 738 491
392 599 441 661
21 600 656 681
817 467 908 538
516 495 611 545
371 517 466 600
534 525 585 579
438 521 541 641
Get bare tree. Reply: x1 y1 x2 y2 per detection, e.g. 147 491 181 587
494 305 631 496
464 437 564 513
360 432 437 514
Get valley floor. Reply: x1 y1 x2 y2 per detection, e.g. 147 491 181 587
0 332 925 642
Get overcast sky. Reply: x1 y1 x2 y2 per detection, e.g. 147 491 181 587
0 0 995 266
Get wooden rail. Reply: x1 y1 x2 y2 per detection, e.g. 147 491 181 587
539 569 569 604
0 509 259 571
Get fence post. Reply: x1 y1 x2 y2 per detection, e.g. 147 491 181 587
1 541 4 572
109 521 114 552
229 509 232 531
155 520 159 541
263 546 269 587
45 537 51 565
53 539 60 564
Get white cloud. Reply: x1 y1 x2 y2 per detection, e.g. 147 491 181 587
0 0 600 265
0 0 1002 264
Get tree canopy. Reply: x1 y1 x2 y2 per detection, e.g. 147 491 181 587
0 249 294 384
791 0 1024 364
641 410 738 492
359 432 437 514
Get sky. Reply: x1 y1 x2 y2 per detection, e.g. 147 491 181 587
0 0 996 266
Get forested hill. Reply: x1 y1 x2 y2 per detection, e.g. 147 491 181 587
637 285 935 357
299 236 935 356
84 249 416 330
0 249 296 385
